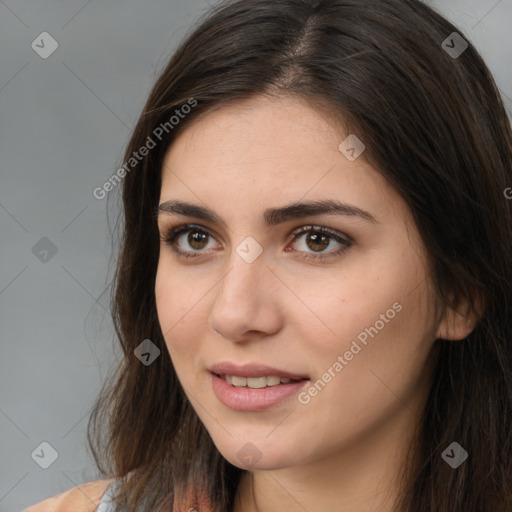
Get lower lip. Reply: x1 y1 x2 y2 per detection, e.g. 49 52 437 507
210 372 309 411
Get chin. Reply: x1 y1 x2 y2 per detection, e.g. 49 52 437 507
210 433 304 471
224 450 294 471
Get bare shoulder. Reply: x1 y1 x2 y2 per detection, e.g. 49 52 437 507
24 477 116 512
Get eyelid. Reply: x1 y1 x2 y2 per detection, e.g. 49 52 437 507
160 222 352 261
285 224 353 245
159 223 220 246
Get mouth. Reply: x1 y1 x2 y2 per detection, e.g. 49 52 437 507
208 362 310 411
212 373 307 389
209 362 309 384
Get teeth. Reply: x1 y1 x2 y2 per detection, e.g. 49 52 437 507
222 374 297 388
246 377 267 389
231 376 247 387
266 376 281 386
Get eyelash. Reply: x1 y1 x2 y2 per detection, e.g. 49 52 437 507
159 223 352 262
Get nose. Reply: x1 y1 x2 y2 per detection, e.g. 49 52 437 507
208 246 282 343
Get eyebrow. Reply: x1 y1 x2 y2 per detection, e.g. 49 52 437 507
157 199 378 227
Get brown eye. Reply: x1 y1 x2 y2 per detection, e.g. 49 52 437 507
287 225 352 262
161 223 352 262
160 224 220 260
304 232 330 252
187 230 209 250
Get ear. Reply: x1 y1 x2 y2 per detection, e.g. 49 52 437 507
435 290 484 341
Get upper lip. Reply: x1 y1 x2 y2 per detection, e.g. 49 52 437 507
209 362 309 380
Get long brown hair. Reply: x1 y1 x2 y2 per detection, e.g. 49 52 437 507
87 0 512 510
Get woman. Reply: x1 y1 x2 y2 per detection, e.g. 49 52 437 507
25 0 512 511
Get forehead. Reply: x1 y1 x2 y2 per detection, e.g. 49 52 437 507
165 96 347 178
159 95 402 225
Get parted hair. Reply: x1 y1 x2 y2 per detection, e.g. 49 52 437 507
87 1 512 510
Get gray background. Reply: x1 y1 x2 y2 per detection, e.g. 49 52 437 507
1 1 511 511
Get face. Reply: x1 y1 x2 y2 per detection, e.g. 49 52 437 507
155 94 444 472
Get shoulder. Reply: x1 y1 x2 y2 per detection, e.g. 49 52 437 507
24 477 116 512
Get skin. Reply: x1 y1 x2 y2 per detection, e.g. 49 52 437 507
154 94 476 512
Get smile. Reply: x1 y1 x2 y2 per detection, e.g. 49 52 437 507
219 374 301 388
210 372 309 411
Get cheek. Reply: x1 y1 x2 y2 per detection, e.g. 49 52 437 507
296 295 434 446
286 262 404 356
299 254 434 388
154 261 206 367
